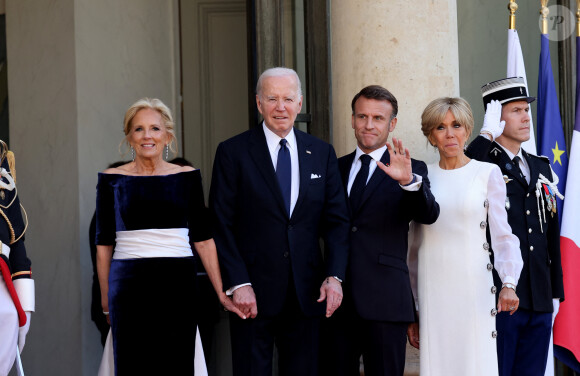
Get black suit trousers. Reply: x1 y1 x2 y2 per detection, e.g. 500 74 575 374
230 276 320 376
320 300 407 376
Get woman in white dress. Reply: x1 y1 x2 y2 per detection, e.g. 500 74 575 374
407 97 523 376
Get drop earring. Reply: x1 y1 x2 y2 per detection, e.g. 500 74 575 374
165 144 169 160
131 146 135 161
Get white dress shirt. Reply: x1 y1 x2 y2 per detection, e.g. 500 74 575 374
496 142 531 184
263 123 300 216
227 124 301 295
347 145 422 194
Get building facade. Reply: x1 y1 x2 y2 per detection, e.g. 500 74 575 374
2 0 573 374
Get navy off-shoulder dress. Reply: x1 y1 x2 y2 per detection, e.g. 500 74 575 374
95 170 211 375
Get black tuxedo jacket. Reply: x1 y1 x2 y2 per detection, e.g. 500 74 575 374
209 126 350 317
466 136 564 312
338 150 439 322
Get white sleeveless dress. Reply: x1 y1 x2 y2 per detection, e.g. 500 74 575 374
408 160 522 376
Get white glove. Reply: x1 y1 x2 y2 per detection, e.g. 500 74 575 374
481 100 505 141
18 312 31 353
552 299 560 323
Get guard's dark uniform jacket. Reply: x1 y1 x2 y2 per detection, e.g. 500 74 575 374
0 141 32 338
0 148 30 283
466 136 564 312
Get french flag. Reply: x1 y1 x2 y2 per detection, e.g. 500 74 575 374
553 35 580 373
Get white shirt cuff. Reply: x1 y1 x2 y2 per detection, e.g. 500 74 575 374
14 278 35 312
1 242 10 257
226 283 251 296
399 173 423 191
501 276 516 286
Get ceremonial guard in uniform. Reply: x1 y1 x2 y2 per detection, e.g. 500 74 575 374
0 141 34 376
466 77 564 376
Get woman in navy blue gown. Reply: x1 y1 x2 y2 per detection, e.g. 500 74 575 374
95 98 243 375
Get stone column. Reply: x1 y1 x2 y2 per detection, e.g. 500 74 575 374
330 0 460 164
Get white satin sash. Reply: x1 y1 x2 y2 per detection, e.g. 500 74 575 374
113 228 192 259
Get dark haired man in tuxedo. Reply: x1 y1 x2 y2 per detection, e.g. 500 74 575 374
322 85 439 376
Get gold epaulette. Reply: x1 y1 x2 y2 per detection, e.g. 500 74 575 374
6 150 15 183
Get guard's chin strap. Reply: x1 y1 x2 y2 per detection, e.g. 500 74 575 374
0 255 27 326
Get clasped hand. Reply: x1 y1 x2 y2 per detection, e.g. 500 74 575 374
230 280 343 319
230 285 257 319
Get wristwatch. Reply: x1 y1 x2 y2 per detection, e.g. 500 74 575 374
403 174 417 186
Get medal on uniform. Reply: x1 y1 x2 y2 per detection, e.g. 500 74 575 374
503 175 513 184
535 173 565 228
543 184 558 217
548 185 557 214
542 184 552 212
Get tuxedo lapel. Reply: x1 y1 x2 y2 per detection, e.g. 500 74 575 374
248 128 288 214
340 152 355 187
291 130 312 219
339 152 356 215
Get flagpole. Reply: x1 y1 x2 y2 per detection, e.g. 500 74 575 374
577 0 579 37
506 0 537 153
508 0 518 29
540 0 549 35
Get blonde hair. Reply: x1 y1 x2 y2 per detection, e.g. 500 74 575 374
421 97 474 144
121 98 177 157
